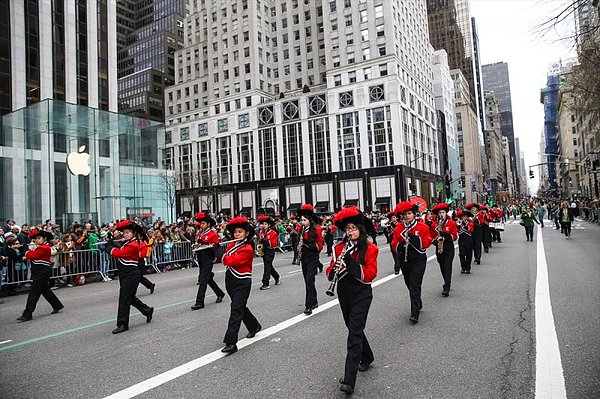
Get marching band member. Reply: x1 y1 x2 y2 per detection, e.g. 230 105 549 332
221 217 262 354
289 216 300 265
106 221 154 334
430 203 458 297
191 212 225 310
17 229 64 321
385 211 401 275
466 203 483 264
490 204 503 243
391 201 432 323
456 210 475 274
326 206 378 395
257 215 281 290
297 204 323 315
479 205 492 253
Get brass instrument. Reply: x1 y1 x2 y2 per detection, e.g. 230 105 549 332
257 243 265 257
436 221 445 255
326 239 352 296
297 227 306 263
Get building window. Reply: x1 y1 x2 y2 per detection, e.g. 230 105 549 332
197 140 212 186
339 91 354 108
283 122 304 177
334 74 342 86
165 130 172 144
299 93 323 118
216 137 232 184
367 106 394 167
309 118 331 174
180 127 190 141
259 127 277 179
239 113 250 128
258 105 275 126
379 63 388 76
369 85 385 102
374 5 383 18
237 133 254 182
337 112 361 171
349 71 357 83
282 100 300 121
218 118 228 133
198 123 208 137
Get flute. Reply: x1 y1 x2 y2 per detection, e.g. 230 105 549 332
193 238 243 252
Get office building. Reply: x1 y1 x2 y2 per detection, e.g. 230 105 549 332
166 0 442 217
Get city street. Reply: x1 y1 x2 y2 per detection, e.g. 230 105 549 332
0 220 598 398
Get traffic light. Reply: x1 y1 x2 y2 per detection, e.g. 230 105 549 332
529 169 534 179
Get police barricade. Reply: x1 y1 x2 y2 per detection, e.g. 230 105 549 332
149 241 194 272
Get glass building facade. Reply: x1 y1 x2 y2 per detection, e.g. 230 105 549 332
0 100 171 227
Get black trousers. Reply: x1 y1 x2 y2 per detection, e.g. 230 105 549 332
560 221 572 237
399 253 427 319
524 226 534 241
223 271 260 345
261 249 279 286
116 265 151 328
291 235 299 263
195 254 224 305
325 238 334 256
22 265 63 318
458 237 473 272
137 259 154 290
301 249 319 308
337 277 374 388
482 225 492 250
392 250 401 274
472 229 482 261
491 228 502 242
436 244 455 292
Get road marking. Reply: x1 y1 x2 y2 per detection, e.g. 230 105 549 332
535 225 567 398
104 253 438 399
287 269 303 275
0 340 13 345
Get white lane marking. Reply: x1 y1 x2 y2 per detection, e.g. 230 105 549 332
0 340 13 345
287 269 303 275
104 253 437 399
535 225 567 399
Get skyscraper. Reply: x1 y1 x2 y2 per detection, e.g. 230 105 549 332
166 0 442 217
1 0 118 115
116 0 187 121
482 61 518 192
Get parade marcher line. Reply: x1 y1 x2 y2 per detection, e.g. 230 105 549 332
102 252 441 399
535 225 567 398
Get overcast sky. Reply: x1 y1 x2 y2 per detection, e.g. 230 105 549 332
470 0 576 194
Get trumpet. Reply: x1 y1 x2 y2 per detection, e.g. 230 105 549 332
326 240 352 297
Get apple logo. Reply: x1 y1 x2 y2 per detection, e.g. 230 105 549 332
67 145 91 176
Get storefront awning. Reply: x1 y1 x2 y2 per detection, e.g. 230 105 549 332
217 208 231 216
374 197 390 205
287 203 301 211
343 199 359 207
315 201 330 211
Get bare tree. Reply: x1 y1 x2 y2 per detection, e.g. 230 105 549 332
159 170 177 223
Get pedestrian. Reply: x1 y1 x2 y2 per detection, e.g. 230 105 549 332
327 206 378 395
467 203 483 264
190 212 225 310
490 204 504 243
17 229 64 322
430 203 458 297
558 201 574 239
385 211 401 275
456 210 474 274
479 205 492 252
324 221 335 257
106 220 154 334
257 215 281 290
537 202 547 228
520 207 539 242
391 201 432 323
220 217 262 354
297 204 323 315
289 217 300 265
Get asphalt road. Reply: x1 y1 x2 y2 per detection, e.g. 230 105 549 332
0 219 598 399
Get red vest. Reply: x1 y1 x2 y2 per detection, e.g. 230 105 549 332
196 228 219 245
25 243 52 267
259 229 279 248
391 220 433 254
429 218 458 241
326 241 378 284
222 241 254 279
111 239 139 268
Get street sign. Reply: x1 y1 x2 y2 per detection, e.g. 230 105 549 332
435 182 444 192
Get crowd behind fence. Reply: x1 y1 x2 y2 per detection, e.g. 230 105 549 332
0 241 197 287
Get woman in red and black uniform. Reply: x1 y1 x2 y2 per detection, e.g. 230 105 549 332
221 217 262 354
107 221 154 334
327 206 378 395
467 203 482 265
257 215 281 290
191 212 225 310
297 204 323 315
479 205 492 253
391 201 432 323
430 203 458 297
457 210 475 274
17 229 64 321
